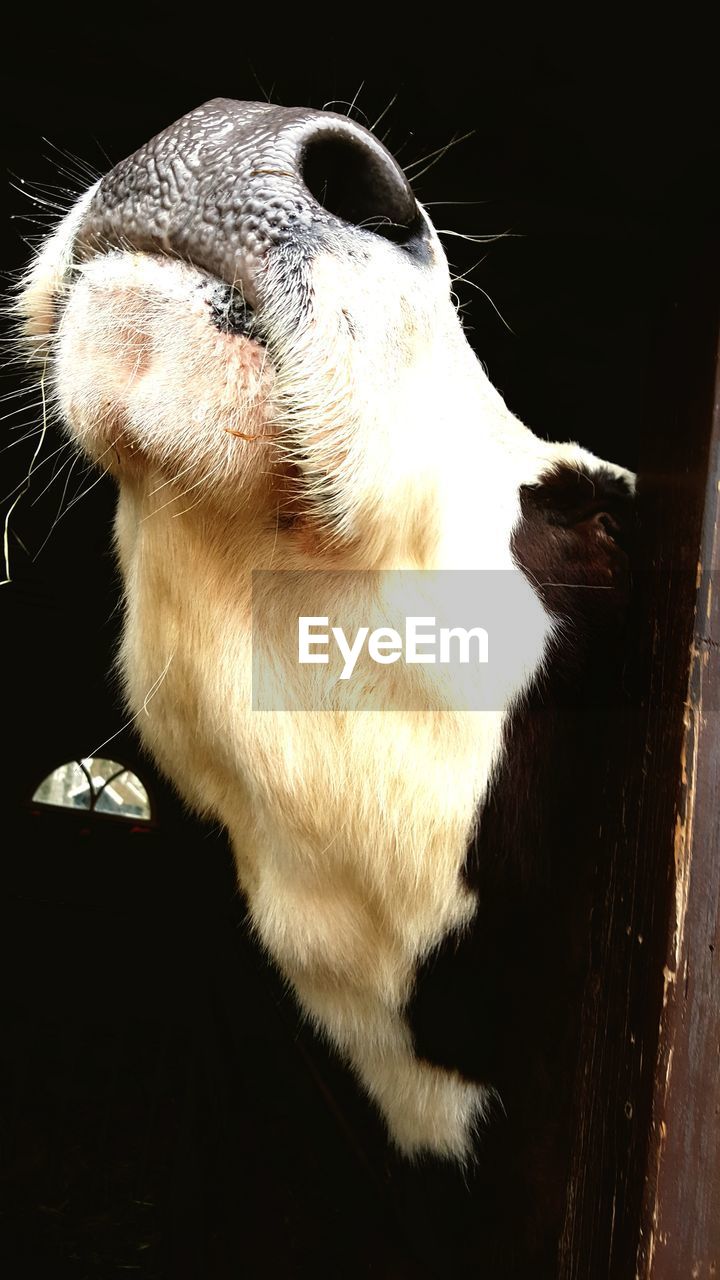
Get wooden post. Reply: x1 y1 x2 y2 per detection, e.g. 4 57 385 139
560 249 720 1278
638 349 720 1278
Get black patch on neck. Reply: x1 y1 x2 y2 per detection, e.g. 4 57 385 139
404 461 635 1245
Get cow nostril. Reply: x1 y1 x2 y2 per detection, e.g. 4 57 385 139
300 130 421 245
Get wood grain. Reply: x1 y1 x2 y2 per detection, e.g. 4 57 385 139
560 247 720 1279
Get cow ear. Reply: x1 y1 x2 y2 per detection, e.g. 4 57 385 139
513 467 635 626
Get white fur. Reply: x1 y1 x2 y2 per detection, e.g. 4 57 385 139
17 184 631 1161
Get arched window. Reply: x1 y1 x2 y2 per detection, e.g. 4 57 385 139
32 757 152 821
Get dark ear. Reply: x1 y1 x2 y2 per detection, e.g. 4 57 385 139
512 465 635 627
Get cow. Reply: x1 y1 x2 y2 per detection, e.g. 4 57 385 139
16 99 634 1163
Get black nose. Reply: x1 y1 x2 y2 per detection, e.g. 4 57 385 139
74 98 428 300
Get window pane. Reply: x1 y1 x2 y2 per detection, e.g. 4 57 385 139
94 770 152 820
33 758 152 821
81 757 125 788
32 761 91 810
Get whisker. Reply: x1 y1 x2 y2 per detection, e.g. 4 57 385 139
1 363 50 584
247 62 273 105
142 456 226 522
454 277 515 333
85 650 176 759
32 441 116 560
0 384 46 405
9 182 69 215
405 130 475 181
0 436 74 503
31 452 83 556
30 441 77 506
436 229 513 244
148 454 207 497
450 253 490 288
370 94 398 136
0 398 45 427
422 199 489 207
347 82 367 124
169 456 230 520
322 85 368 128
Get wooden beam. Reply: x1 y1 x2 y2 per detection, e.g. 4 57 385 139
560 247 720 1279
639 336 720 1279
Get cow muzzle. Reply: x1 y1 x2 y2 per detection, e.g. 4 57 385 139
73 97 432 310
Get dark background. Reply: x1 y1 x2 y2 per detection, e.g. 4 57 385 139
1 15 718 1278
